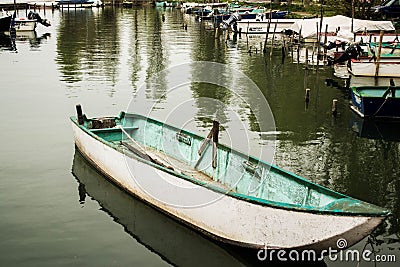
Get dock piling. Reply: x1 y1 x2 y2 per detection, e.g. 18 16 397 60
374 30 384 77
305 88 310 103
331 99 338 117
305 48 309 70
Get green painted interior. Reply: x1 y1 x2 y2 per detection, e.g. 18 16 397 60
353 86 400 98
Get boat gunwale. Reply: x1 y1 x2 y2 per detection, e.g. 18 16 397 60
351 85 400 99
70 112 390 217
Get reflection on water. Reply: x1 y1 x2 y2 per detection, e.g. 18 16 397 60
56 8 120 85
72 149 327 267
0 31 51 52
350 113 400 141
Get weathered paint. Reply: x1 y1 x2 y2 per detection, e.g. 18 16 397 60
71 112 389 250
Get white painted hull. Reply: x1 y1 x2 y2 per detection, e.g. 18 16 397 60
14 19 37 31
236 19 299 34
28 1 58 8
348 59 400 77
72 122 385 250
58 0 103 8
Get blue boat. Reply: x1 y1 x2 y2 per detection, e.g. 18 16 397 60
350 83 400 118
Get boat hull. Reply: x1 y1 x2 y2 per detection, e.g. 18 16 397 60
72 120 385 251
350 86 400 118
236 19 299 34
57 0 102 8
14 18 37 31
348 58 400 78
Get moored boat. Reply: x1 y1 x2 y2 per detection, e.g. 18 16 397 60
13 17 37 31
0 11 12 32
71 106 390 250
57 0 103 8
236 19 300 34
12 12 51 31
350 83 400 118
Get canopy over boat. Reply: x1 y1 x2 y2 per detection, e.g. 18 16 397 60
291 15 395 41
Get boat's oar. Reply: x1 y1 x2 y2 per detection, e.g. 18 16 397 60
118 126 174 170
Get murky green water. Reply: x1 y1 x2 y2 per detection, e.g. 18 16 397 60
0 6 399 266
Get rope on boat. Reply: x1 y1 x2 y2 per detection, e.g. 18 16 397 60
370 79 396 118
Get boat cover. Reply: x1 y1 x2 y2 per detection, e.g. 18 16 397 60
291 15 395 40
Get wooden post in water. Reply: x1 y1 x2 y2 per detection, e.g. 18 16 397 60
305 88 310 103
305 47 309 70
297 45 300 63
375 30 384 77
263 19 271 54
331 99 338 116
212 120 219 168
76 105 84 125
263 5 272 54
298 27 302 44
323 24 328 61
316 22 322 66
270 22 277 58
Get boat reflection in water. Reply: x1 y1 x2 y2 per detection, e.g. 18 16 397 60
0 31 51 52
71 149 327 267
350 112 400 141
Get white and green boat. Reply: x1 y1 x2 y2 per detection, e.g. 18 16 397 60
71 106 390 250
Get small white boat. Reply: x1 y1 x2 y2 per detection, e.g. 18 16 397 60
13 17 37 31
71 106 390 251
28 1 58 8
236 19 300 34
57 0 103 8
12 11 51 31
